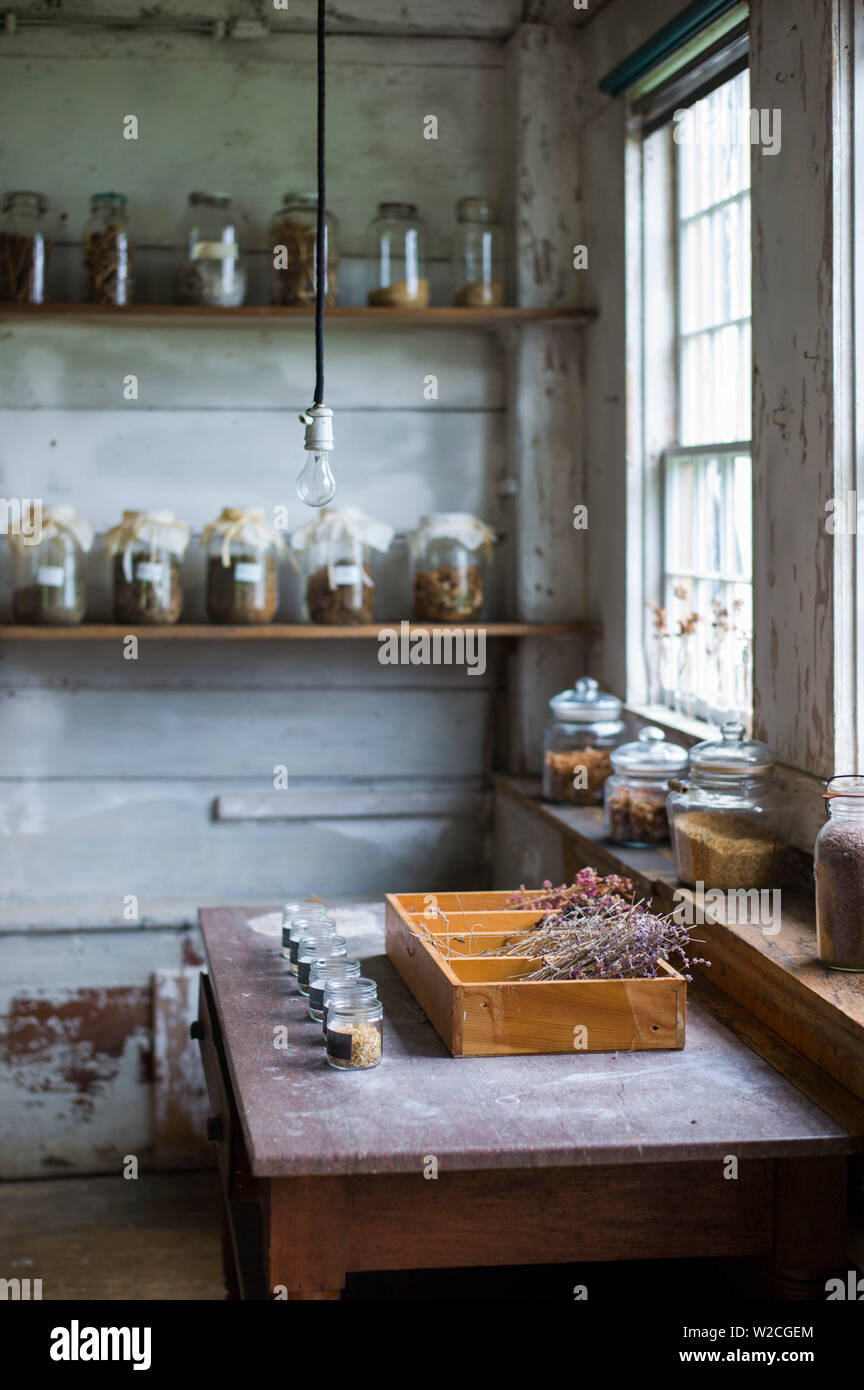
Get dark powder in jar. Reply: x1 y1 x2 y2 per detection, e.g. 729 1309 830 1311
207 553 277 624
815 822 864 970
113 553 183 624
306 565 374 624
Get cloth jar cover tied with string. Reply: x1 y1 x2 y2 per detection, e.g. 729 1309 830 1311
10 504 94 625
104 509 191 625
409 512 496 622
291 508 393 624
201 506 288 624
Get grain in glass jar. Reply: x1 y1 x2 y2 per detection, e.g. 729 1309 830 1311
202 507 287 624
604 727 688 847
410 513 496 622
175 192 246 308
291 509 393 625
0 191 49 304
815 776 864 971
452 197 503 307
321 977 378 1035
269 193 338 307
280 902 330 959
326 1000 383 1070
297 934 347 994
542 678 626 804
84 193 133 305
666 722 787 891
308 958 362 1020
104 510 190 625
367 203 428 307
10 505 92 626
286 915 338 975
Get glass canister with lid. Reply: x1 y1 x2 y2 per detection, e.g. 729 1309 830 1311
410 513 496 622
201 507 287 624
0 191 49 303
291 508 393 625
10 505 92 626
269 193 339 307
814 776 864 971
542 678 627 804
666 721 787 890
84 193 133 305
603 726 688 846
367 202 429 308
452 197 503 307
175 192 246 307
104 510 190 625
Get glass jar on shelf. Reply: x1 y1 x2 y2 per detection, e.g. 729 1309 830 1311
297 934 347 995
104 510 190 625
286 915 338 975
603 726 688 847
326 999 383 1070
666 721 787 891
452 197 503 307
269 193 338 307
291 509 393 625
280 901 331 959
201 507 287 624
321 977 378 1035
0 191 49 303
175 192 246 307
410 513 496 622
367 202 428 308
84 192 133 305
308 957 362 1021
814 776 864 971
10 505 92 625
542 678 626 805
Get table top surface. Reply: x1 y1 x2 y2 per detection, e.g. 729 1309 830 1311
200 903 859 1178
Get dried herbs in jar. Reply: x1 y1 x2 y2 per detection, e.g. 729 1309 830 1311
0 192 49 304
815 776 864 971
104 510 190 626
269 194 338 307
603 727 688 847
292 509 393 627
10 505 92 626
202 508 287 624
410 513 496 624
84 193 133 306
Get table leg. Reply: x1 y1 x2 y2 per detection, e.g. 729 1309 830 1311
264 1176 346 1301
221 1200 241 1300
764 1156 848 1300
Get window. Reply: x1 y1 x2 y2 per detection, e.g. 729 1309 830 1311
642 68 753 727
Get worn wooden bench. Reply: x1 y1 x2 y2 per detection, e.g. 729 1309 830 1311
196 903 862 1300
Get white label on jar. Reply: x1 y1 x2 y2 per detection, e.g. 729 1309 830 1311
135 561 163 582
192 241 238 261
234 562 263 583
332 564 360 586
37 565 65 587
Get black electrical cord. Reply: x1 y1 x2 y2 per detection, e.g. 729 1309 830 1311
314 0 326 406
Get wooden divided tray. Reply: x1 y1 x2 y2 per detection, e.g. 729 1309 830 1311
385 891 687 1057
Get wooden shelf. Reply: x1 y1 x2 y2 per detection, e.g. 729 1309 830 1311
0 621 595 641
0 303 596 329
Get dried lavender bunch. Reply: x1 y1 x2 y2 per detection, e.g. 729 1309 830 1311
507 868 635 914
494 897 709 982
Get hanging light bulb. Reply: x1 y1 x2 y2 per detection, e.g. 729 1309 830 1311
297 404 336 507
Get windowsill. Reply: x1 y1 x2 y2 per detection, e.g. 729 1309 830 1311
492 773 864 1109
625 702 713 746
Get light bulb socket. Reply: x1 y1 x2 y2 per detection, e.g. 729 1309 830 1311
300 403 334 453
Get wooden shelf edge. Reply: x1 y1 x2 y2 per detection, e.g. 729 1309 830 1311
0 303 597 329
492 773 864 1111
0 621 597 641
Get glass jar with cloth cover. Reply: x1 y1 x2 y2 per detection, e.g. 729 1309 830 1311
291 508 393 625
201 507 287 624
410 512 496 622
104 509 190 625
11 504 93 625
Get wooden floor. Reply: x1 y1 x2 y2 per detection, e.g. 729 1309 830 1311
0 1170 797 1301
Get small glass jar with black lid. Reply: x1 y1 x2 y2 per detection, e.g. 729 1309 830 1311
604 727 688 847
326 999 383 1070
280 902 330 960
308 958 362 1021
542 678 627 805
666 721 786 891
287 917 337 976
297 934 347 994
322 977 378 1035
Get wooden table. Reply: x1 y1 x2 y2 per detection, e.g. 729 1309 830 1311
197 904 862 1300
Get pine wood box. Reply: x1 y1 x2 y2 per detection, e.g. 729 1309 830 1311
385 891 687 1057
